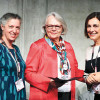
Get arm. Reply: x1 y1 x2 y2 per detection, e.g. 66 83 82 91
69 44 84 81
25 43 51 92
74 54 84 82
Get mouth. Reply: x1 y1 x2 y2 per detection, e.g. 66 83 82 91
88 31 97 36
50 32 57 34
10 33 16 38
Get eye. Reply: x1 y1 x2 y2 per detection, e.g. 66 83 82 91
16 26 20 29
9 25 14 28
47 25 52 28
55 25 60 28
93 24 99 27
87 25 91 28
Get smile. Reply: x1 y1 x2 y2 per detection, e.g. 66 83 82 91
50 32 57 34
10 33 16 37
88 31 97 36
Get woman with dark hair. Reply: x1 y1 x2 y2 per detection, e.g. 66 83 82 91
84 12 100 100
0 13 26 100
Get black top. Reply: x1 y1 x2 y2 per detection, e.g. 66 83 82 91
85 46 100 73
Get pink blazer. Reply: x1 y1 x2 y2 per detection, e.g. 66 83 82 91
25 38 84 100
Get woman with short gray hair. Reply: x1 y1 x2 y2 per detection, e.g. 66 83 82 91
41 12 67 35
0 13 26 100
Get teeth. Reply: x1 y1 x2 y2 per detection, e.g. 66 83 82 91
91 33 96 35
89 32 97 34
11 35 15 36
10 34 16 37
10 33 16 35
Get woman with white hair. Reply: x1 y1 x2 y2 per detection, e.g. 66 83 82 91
25 12 84 100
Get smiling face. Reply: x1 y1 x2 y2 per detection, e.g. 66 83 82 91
45 15 63 43
1 18 21 43
87 17 100 44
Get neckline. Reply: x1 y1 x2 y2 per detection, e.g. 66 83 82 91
91 45 100 49
9 48 14 51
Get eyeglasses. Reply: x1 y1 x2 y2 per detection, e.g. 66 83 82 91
45 25 62 30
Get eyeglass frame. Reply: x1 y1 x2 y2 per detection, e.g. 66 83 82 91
43 24 63 30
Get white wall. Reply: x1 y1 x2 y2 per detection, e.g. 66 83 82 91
0 0 99 99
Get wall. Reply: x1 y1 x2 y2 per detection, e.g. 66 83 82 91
0 0 100 99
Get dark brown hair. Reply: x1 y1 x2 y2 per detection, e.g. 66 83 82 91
84 12 100 38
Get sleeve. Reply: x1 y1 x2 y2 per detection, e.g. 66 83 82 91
25 43 50 92
84 60 89 73
0 47 2 61
74 56 84 82
84 47 90 73
0 45 3 62
70 44 84 81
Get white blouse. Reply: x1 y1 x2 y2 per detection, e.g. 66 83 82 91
57 54 71 92
86 46 100 61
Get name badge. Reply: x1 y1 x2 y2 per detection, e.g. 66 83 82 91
15 78 24 92
92 84 100 92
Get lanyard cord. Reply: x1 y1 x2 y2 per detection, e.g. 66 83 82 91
91 46 100 72
1 40 20 78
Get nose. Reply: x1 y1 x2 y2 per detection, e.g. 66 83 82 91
52 26 56 30
13 28 17 33
89 27 95 32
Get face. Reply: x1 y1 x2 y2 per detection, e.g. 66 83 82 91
1 19 21 43
87 17 100 42
45 15 63 42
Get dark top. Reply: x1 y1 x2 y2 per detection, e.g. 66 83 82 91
0 43 26 100
85 46 100 73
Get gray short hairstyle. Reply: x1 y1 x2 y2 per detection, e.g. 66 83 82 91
0 13 22 38
0 13 22 26
41 12 67 35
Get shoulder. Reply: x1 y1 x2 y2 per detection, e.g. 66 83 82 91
0 43 6 59
64 41 73 49
0 39 4 49
0 43 5 51
27 38 47 59
0 39 2 43
86 46 93 56
30 38 46 49
34 38 46 45
86 46 92 53
64 41 71 46
85 46 92 60
13 44 19 49
13 44 20 52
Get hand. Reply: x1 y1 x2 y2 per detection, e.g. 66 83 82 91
49 78 67 88
92 72 100 83
47 79 56 92
86 73 96 84
49 79 57 88
86 72 100 84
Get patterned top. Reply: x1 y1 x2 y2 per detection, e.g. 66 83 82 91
85 46 100 73
0 43 26 100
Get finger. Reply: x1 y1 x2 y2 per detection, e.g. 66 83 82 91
86 76 95 84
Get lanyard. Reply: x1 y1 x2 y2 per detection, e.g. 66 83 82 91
91 46 100 72
1 40 20 78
